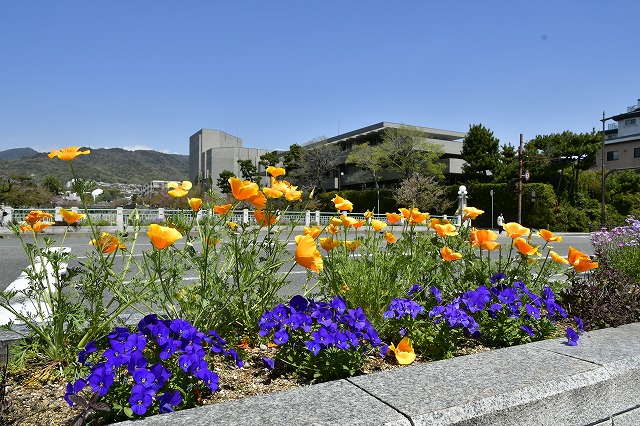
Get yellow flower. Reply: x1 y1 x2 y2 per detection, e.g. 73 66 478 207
213 204 233 215
388 337 416 365
353 219 365 229
24 210 53 225
549 250 569 265
399 207 429 225
284 186 302 201
60 208 86 224
266 166 286 177
568 247 598 273
332 195 353 212
91 232 126 253
327 223 339 235
304 226 322 239
371 219 387 231
47 146 90 161
254 209 279 227
320 236 339 251
147 224 182 250
188 198 202 211
226 221 238 229
364 210 374 220
386 212 403 225
167 181 192 197
441 246 463 261
503 222 530 238
537 229 562 243
469 228 500 251
344 240 361 251
295 234 323 272
341 214 359 228
262 187 284 199
384 232 397 243
330 217 342 227
433 223 458 237
462 207 484 221
513 238 540 256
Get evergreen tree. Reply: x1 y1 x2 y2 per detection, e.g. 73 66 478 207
461 124 500 182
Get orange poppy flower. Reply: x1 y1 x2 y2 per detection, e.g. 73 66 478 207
364 210 374 220
399 207 429 225
386 212 403 225
341 214 360 228
371 219 387 231
213 204 233 215
388 337 416 365
284 187 302 202
503 222 530 238
266 166 286 178
60 208 85 224
229 177 260 201
295 234 323 272
246 191 267 210
352 219 365 229
537 229 562 243
327 224 339 235
188 198 203 211
254 210 279 227
441 246 462 261
262 187 283 199
433 223 458 237
147 224 182 250
304 226 322 239
429 218 441 228
91 232 126 253
47 146 90 161
568 247 598 272
21 221 51 233
24 210 53 225
549 251 569 264
344 240 361 251
462 207 484 221
332 195 353 212
469 228 500 251
167 181 192 197
320 236 339 251
513 238 540 256
384 232 397 243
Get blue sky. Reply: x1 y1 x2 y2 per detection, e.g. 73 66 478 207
1 0 638 156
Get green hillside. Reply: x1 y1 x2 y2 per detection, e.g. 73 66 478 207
0 148 189 184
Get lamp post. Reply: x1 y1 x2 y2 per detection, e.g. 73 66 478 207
600 111 607 229
458 185 467 226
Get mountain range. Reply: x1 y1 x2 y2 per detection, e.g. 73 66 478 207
0 147 189 185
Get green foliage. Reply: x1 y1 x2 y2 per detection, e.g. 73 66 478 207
237 159 260 183
259 151 281 168
393 174 453 213
216 170 235 194
378 125 445 179
461 124 500 182
0 148 188 185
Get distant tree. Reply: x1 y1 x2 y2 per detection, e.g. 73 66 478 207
96 187 123 203
283 144 303 175
42 176 63 195
237 159 260 183
393 173 453 213
259 151 280 168
492 143 519 183
461 124 500 182
296 140 341 192
376 125 445 179
216 170 236 194
345 142 386 188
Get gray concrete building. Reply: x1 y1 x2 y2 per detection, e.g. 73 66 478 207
189 129 271 191
598 98 640 172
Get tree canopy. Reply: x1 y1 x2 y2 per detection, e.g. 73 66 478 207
461 124 500 182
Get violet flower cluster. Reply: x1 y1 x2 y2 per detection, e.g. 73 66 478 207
591 216 640 251
259 295 384 361
387 274 583 346
65 315 242 416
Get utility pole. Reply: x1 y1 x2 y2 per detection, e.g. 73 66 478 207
601 111 606 229
518 133 523 224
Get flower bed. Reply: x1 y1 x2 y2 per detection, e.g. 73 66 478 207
0 147 603 424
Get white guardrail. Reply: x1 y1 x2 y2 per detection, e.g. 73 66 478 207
2 207 459 229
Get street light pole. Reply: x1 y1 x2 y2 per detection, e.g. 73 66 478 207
601 111 606 229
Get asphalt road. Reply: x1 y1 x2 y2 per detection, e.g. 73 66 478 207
0 230 595 292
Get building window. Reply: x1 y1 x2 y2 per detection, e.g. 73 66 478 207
607 151 619 161
635 148 640 158
625 118 637 126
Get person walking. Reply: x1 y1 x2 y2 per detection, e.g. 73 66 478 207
497 213 504 234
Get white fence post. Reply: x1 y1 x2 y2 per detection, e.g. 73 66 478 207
116 207 124 229
243 209 249 224
315 210 320 225
54 206 62 222
158 208 165 222
305 210 311 227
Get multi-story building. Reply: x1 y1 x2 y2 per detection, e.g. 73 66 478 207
311 122 466 190
598 99 640 171
189 129 271 190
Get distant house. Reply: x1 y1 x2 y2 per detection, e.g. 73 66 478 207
598 99 640 172
189 129 272 191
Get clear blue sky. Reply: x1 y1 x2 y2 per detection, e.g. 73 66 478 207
1 0 638 156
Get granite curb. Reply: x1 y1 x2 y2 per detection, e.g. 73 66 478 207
111 323 640 426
